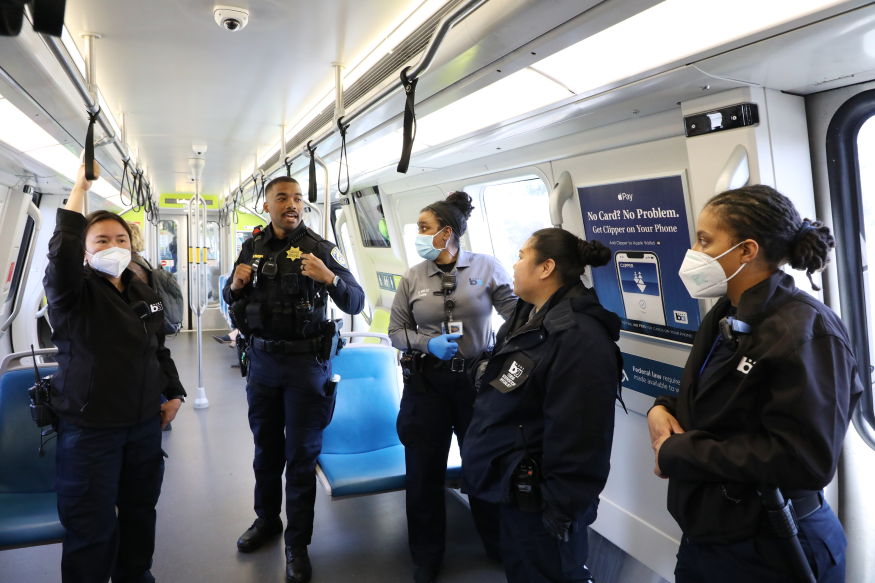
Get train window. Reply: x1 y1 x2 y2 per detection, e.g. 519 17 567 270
858 116 875 372
338 219 373 323
351 186 391 248
481 178 552 272
3 190 41 317
402 223 424 267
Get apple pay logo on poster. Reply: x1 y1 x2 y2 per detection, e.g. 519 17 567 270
617 192 633 201
673 310 688 324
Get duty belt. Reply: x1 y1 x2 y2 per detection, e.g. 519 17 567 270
424 354 476 373
251 336 320 355
788 490 823 521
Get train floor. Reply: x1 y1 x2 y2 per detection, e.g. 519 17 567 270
0 329 666 583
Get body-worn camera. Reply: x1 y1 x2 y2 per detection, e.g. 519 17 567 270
26 346 58 456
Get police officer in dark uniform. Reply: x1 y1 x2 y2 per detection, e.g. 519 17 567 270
45 162 186 583
389 192 517 583
462 228 621 583
649 185 863 583
224 176 365 583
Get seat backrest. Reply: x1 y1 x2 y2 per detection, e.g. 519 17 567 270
364 308 391 344
0 366 58 493
322 345 402 455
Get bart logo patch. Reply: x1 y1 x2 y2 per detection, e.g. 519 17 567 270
150 302 164 313
469 278 483 286
737 356 756 374
331 247 349 269
490 353 535 393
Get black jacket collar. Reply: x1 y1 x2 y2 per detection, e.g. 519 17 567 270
734 270 798 324
263 221 308 244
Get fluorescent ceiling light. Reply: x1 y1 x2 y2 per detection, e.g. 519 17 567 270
347 129 431 172
61 26 87 79
90 177 120 199
27 144 80 179
414 68 570 146
0 96 59 152
532 0 848 95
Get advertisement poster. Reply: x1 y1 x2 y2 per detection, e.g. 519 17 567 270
578 174 700 344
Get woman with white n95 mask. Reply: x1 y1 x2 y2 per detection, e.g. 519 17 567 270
43 161 186 583
389 191 518 583
648 184 862 583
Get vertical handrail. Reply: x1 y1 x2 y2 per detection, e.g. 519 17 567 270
0 200 43 336
188 175 209 408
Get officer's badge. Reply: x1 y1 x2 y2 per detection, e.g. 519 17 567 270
286 247 303 261
330 247 349 269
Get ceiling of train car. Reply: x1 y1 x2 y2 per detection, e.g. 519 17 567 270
61 0 433 195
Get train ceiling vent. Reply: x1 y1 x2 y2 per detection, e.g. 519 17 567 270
257 0 470 174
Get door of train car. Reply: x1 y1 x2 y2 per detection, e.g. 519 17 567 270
157 195 225 330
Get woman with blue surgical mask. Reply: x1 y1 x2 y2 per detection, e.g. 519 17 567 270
389 191 517 583
43 162 186 583
648 185 861 583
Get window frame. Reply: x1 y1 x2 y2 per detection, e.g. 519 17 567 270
4 189 41 312
826 88 875 447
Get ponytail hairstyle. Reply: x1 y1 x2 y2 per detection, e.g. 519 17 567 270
527 228 611 285
705 184 835 290
422 191 475 249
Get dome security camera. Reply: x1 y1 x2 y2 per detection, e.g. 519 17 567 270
214 6 249 31
192 143 208 155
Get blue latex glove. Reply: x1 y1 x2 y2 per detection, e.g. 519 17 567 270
427 334 461 361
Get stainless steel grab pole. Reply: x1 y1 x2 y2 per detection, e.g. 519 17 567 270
188 158 209 409
40 34 131 163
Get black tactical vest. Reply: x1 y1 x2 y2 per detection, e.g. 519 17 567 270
242 226 329 340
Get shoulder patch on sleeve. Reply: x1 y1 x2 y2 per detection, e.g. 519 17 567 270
330 246 349 269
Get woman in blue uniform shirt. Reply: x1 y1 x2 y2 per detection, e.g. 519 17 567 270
462 228 622 583
389 192 517 583
649 185 862 583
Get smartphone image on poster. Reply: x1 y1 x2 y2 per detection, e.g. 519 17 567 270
615 251 666 326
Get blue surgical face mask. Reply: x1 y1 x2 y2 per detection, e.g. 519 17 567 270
415 228 448 261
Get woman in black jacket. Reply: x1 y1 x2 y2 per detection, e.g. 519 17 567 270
649 185 862 583
45 162 186 583
462 228 622 583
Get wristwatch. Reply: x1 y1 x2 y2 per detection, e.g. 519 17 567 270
172 395 186 403
328 275 341 289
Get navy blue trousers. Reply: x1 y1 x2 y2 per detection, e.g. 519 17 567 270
675 501 847 583
396 369 501 567
499 503 595 583
55 415 165 583
246 348 334 547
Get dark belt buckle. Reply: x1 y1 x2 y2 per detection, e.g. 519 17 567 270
451 357 465 373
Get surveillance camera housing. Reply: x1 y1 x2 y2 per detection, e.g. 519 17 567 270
214 6 249 32
192 143 208 155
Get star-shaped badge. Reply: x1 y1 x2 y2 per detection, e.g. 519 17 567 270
286 246 303 261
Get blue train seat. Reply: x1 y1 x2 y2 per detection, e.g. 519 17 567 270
0 350 64 549
316 334 461 499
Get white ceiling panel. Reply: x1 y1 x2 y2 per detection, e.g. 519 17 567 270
61 0 427 195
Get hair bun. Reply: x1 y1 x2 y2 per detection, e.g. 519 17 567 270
446 191 475 220
578 239 611 268
789 218 834 288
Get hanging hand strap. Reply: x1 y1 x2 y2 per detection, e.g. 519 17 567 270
285 156 292 178
397 67 418 174
118 159 133 206
307 141 318 203
337 118 350 195
84 109 99 181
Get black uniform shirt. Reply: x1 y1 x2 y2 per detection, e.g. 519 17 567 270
222 222 365 334
44 209 186 429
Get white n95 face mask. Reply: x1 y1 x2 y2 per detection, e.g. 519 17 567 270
86 247 131 278
678 241 745 299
